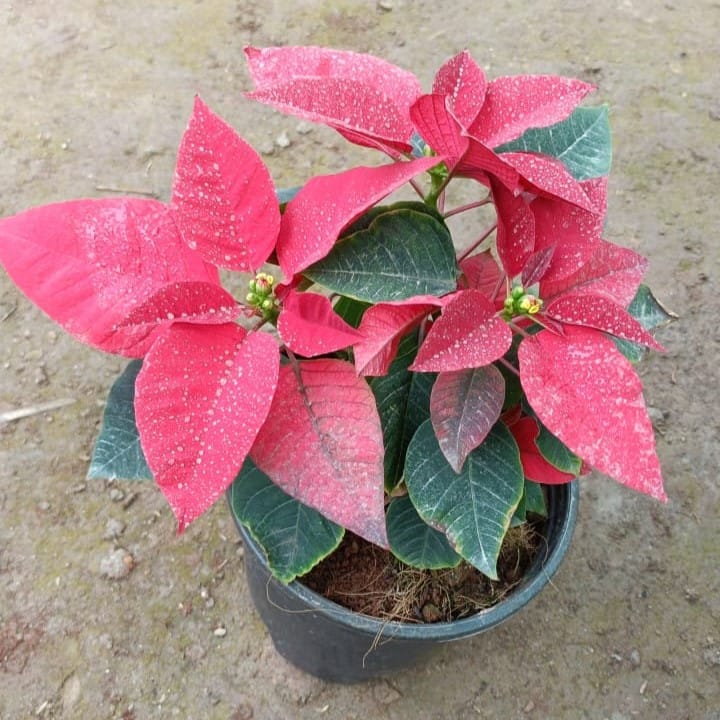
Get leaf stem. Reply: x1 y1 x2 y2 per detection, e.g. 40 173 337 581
443 197 493 219
496 356 520 378
458 223 497 262
506 319 534 339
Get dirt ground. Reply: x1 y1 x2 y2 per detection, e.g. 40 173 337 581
1 1 718 718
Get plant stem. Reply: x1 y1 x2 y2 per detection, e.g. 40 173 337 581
409 178 425 199
496 356 520 378
458 223 497 262
507 319 531 338
443 197 492 219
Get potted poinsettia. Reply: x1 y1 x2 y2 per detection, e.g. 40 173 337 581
0 45 672 682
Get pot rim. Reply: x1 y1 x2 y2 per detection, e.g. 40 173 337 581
229 481 579 642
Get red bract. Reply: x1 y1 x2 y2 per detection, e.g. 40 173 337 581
245 45 422 153
509 417 576 485
490 171 607 284
410 290 512 372
468 74 594 148
278 290 363 357
518 326 667 501
353 295 446 376
250 359 389 547
0 198 232 357
135 324 280 530
430 365 505 473
172 97 280 272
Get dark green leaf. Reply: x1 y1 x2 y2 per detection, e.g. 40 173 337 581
495 106 612 181
277 186 302 207
333 296 371 328
535 422 583 475
524 480 547 517
87 361 153 481
306 208 458 303
627 284 677 329
614 284 676 361
405 420 524 579
341 200 445 237
370 333 435 490
229 457 344 584
387 496 462 569
511 479 548 526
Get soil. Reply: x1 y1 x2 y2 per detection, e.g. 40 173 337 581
1 1 719 719
302 524 539 623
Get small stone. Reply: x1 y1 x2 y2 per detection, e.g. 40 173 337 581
646 406 666 424
629 649 641 667
213 626 227 637
259 141 275 156
100 548 135 579
377 0 394 10
372 680 401 705
61 673 81 712
523 700 535 713
109 488 125 502
296 121 313 135
103 518 126 540
275 131 291 149
704 648 720 667
231 701 254 720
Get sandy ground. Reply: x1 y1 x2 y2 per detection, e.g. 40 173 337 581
1 1 719 718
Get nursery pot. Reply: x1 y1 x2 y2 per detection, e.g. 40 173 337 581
228 482 579 683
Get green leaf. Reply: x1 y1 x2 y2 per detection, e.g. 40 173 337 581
535 422 583 475
370 334 435 490
627 284 676 329
342 200 445 237
229 457 344 584
524 480 548 517
333 296 371 328
495 106 612 181
306 208 458 303
277 186 302 207
405 420 525 579
87 361 153 481
511 479 548 526
614 283 676 361
387 496 462 569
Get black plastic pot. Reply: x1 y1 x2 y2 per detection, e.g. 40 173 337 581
228 481 579 683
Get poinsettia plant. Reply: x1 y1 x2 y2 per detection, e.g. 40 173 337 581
0 46 673 586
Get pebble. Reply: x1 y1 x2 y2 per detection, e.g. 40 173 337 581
103 518 126 540
704 648 720 667
213 626 227 637
296 121 313 135
646 406 666 424
108 488 125 502
629 648 641 667
275 131 291 149
99 548 135 579
372 680 401 705
377 0 394 10
259 140 275 156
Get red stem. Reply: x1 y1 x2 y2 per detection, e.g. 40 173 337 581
458 223 497 262
496 356 520 378
443 197 493 219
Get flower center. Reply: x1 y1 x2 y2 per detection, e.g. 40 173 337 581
503 285 543 319
246 272 279 321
